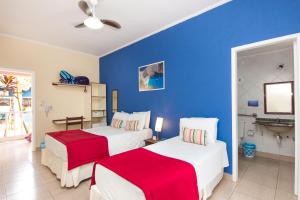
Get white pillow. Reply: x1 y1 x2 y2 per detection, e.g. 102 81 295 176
112 112 130 128
179 117 219 144
133 111 151 129
127 113 146 131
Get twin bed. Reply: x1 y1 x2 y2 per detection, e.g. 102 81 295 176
91 137 228 200
41 112 229 200
42 115 152 187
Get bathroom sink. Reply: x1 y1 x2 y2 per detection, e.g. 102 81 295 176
255 118 294 133
263 123 293 133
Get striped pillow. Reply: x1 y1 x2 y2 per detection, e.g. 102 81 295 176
111 119 123 128
125 120 140 131
182 127 207 145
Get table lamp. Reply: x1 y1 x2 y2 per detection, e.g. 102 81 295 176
155 117 164 140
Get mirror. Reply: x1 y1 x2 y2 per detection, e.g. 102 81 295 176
112 89 118 113
264 81 294 114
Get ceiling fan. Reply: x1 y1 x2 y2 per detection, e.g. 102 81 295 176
75 0 121 30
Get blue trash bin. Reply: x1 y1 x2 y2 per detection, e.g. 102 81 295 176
242 143 256 158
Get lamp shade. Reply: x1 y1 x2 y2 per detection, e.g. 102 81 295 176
155 117 164 132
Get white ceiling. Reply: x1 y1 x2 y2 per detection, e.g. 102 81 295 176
238 41 294 58
0 0 229 57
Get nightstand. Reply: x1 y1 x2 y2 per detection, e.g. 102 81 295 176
144 138 159 146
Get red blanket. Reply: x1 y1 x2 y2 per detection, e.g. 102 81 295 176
91 148 199 200
48 130 109 170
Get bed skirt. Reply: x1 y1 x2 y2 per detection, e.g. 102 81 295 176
89 170 224 200
41 148 93 187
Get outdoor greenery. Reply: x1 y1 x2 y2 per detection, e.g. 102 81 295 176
0 75 29 136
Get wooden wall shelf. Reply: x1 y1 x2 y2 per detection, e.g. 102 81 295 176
52 118 91 125
52 82 90 92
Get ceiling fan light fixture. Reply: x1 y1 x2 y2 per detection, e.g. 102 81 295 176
84 17 103 29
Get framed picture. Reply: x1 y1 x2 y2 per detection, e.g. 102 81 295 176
139 61 165 92
0 98 10 106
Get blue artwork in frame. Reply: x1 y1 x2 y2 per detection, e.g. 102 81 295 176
139 61 165 92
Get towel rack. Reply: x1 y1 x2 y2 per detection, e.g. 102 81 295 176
238 113 257 118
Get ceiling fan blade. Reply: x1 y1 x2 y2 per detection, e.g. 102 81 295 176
101 19 121 29
74 23 86 28
78 0 92 17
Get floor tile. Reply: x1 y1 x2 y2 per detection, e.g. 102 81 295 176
6 188 53 200
208 195 227 200
5 178 45 196
246 163 278 178
277 178 294 193
242 169 277 188
229 192 258 200
1 140 299 200
52 191 73 200
211 179 236 199
235 178 276 200
0 196 6 200
275 189 297 200
44 180 68 196
0 184 5 196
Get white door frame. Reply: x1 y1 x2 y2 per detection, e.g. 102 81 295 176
231 33 300 196
0 67 36 151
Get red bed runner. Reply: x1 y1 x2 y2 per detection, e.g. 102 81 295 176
91 148 199 200
47 130 109 170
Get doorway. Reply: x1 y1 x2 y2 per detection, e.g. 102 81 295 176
231 34 300 197
0 69 34 145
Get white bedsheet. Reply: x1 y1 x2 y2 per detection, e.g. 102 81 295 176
45 126 153 160
93 137 229 200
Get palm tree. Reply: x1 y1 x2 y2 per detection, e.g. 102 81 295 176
0 75 29 137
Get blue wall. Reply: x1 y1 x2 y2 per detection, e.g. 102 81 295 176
100 0 300 174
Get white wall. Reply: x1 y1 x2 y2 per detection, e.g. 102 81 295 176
238 48 295 157
0 35 99 148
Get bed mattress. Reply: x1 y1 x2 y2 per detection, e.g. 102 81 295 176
45 126 153 161
93 136 229 200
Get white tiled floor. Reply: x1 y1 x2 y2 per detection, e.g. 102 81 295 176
209 155 297 200
0 140 297 200
0 140 89 200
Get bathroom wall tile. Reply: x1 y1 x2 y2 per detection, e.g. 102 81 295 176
238 48 295 157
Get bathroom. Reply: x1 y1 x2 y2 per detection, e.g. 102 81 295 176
237 41 296 198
